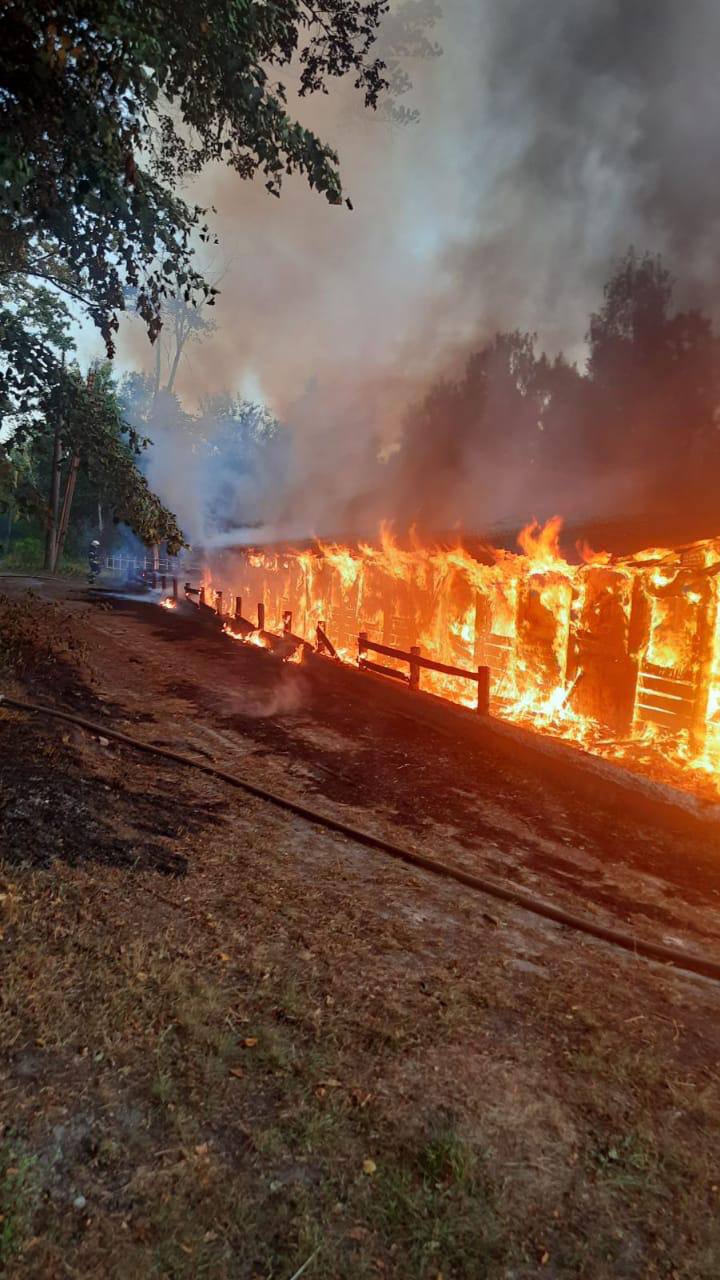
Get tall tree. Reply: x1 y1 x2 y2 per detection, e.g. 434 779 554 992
6 356 187 561
587 249 720 496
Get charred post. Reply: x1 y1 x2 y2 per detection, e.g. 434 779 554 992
409 645 421 691
477 666 490 715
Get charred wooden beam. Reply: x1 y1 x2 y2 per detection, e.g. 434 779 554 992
257 601 265 630
316 621 338 658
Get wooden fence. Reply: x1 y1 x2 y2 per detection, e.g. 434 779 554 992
358 633 490 714
174 586 492 715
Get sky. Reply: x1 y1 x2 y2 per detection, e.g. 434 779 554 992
77 0 720 542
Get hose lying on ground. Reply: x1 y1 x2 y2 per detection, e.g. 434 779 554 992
2 691 720 983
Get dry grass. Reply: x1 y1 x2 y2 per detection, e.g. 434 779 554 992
1 588 720 1278
3 825 720 1279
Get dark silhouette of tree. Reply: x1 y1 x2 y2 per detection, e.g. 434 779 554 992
586 249 720 499
391 249 720 530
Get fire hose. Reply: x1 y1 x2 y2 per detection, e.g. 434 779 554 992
2 691 720 983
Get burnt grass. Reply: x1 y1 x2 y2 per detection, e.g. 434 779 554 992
0 718 194 876
2 583 720 1278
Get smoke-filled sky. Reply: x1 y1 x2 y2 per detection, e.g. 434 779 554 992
102 0 720 542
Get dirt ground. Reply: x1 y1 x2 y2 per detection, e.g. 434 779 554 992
2 575 720 1279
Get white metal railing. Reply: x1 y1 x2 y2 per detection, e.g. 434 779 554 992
102 554 178 576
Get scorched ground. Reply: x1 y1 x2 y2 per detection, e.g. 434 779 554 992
1 576 720 1279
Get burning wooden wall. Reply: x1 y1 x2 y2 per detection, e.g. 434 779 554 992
204 520 720 796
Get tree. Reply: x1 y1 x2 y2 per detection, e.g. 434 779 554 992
0 275 75 424
196 395 289 534
587 249 720 495
373 0 442 126
153 292 218 397
1 0 390 354
6 355 187 564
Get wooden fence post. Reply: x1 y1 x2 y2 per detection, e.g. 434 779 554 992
235 595 242 620
283 609 292 635
477 666 490 714
409 645 420 691
257 602 265 631
199 586 206 606
172 577 178 600
215 590 223 616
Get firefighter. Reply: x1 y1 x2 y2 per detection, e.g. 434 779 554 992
88 539 101 583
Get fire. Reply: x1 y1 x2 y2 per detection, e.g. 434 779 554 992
223 622 271 649
160 597 177 610
182 520 720 800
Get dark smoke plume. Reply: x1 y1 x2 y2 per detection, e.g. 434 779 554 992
116 0 720 544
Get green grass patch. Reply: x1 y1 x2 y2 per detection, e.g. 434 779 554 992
0 1139 39 1268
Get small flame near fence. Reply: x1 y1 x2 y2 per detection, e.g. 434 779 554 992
180 517 720 801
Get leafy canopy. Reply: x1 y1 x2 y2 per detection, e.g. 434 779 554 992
0 0 389 351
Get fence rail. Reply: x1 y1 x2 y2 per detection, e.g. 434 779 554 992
169 584 492 716
358 633 490 714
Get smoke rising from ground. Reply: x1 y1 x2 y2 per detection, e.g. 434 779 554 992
119 0 720 543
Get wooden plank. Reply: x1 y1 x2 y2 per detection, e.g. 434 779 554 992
360 637 414 663
416 654 481 682
636 686 695 711
635 703 695 730
638 671 695 697
360 636 489 686
359 658 410 683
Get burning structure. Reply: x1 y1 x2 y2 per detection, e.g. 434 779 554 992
196 518 720 799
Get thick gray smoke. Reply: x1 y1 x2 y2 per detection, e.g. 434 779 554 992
117 0 720 544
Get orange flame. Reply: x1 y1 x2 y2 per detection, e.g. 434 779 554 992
164 519 720 800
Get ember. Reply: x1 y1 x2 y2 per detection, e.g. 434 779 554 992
160 597 177 610
222 621 271 650
194 519 720 798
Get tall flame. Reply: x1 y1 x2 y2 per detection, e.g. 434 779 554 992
191 519 720 800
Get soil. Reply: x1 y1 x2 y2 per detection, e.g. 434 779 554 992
2 575 720 1279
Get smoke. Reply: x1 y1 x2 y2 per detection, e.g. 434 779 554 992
222 666 307 718
116 0 720 543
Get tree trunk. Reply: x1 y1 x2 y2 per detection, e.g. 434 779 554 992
97 500 104 534
165 328 184 395
51 452 80 572
153 334 163 399
5 498 15 552
44 425 63 571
